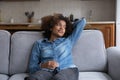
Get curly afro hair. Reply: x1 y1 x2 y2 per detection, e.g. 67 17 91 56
41 13 73 39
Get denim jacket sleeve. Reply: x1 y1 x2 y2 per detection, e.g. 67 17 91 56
67 17 86 46
29 41 41 74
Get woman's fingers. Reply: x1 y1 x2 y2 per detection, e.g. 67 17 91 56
41 61 59 69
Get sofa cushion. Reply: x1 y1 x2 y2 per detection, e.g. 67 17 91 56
79 72 112 80
8 72 112 80
0 74 9 80
9 73 28 80
9 31 43 75
73 30 107 72
0 30 10 74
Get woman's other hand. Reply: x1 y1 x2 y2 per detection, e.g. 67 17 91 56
40 61 59 69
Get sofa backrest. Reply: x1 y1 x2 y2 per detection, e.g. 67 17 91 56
9 30 107 75
9 31 43 75
72 30 107 72
0 30 10 74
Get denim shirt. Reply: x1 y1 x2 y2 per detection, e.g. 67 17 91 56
29 18 86 74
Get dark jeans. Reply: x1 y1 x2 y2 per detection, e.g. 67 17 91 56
26 68 79 80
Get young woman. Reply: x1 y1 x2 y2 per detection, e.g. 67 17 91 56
27 13 86 80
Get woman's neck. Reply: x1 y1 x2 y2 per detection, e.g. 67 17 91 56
49 35 59 42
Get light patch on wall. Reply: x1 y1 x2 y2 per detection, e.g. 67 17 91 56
0 0 115 23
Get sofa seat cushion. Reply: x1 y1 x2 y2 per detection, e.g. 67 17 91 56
9 73 29 80
0 74 9 80
9 72 112 80
79 72 112 80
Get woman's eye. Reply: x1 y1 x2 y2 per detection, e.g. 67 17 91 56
57 23 61 26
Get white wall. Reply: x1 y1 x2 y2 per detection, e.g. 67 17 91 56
0 0 115 23
116 0 120 47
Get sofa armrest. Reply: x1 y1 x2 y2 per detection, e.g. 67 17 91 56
107 47 120 80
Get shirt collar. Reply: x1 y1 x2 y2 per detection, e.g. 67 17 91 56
42 37 65 43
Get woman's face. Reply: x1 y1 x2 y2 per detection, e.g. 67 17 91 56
51 20 66 38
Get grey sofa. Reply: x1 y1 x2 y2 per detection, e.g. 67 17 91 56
0 29 120 80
